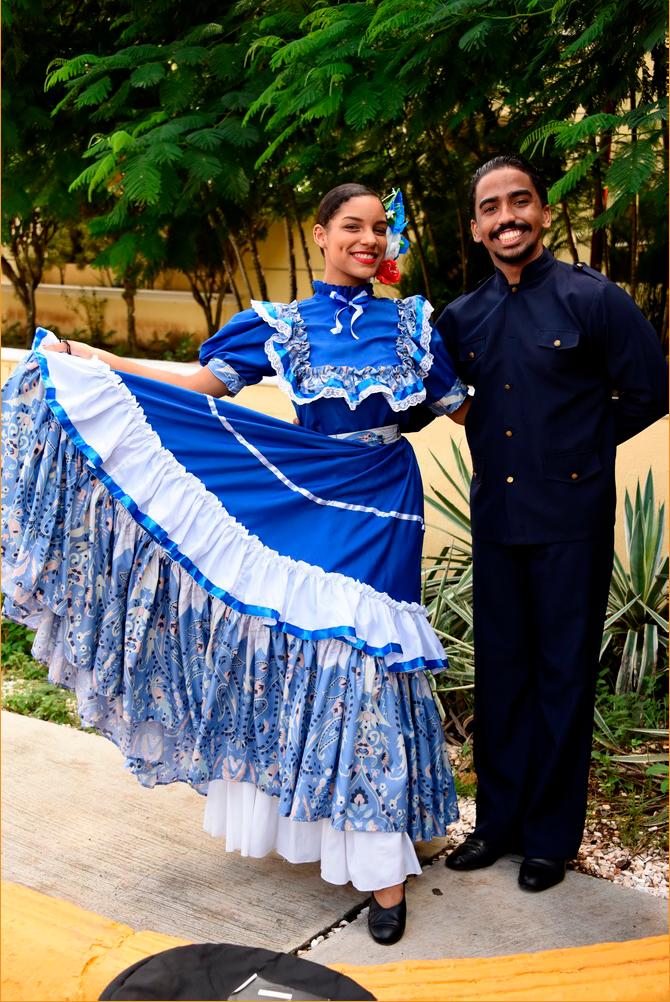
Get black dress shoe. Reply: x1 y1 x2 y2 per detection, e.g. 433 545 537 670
445 835 505 870
519 857 567 892
368 891 407 945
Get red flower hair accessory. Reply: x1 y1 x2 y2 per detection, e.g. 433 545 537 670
375 259 401 285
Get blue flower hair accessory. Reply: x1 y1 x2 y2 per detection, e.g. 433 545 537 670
382 188 410 261
376 188 410 283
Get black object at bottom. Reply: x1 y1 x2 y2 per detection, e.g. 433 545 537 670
99 942 375 1001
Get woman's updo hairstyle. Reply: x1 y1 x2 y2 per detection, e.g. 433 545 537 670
316 183 382 227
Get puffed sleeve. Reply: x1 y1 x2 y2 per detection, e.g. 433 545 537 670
199 308 274 395
424 325 470 416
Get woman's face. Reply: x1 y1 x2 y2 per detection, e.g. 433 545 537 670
313 195 388 286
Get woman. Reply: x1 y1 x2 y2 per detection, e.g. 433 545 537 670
2 183 469 945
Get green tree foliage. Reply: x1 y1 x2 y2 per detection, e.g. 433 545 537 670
242 0 667 323
42 2 287 327
10 0 668 338
1 0 114 343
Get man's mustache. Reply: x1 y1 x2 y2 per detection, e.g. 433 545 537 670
492 223 532 238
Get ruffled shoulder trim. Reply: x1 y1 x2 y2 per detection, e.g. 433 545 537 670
251 299 293 341
252 296 436 413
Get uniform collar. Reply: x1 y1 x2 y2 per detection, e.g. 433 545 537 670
313 280 373 300
494 247 555 291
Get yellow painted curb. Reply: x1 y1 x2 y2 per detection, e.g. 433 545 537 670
1 881 668 1001
1 883 189 1001
333 935 670 1000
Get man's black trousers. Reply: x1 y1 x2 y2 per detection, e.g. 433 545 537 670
470 533 614 859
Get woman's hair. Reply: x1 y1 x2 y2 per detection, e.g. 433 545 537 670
316 183 382 227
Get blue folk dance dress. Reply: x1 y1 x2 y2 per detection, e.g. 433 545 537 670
2 280 468 891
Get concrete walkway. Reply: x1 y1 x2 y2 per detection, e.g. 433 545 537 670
2 711 667 967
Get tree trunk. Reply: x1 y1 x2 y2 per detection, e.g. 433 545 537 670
660 285 668 352
213 290 225 332
229 233 255 304
591 104 615 273
186 272 216 336
424 217 440 269
2 211 57 346
122 279 138 354
27 286 37 345
455 206 468 293
247 225 268 302
589 139 605 272
1 254 33 347
284 217 297 302
222 255 244 311
629 87 639 301
561 202 579 264
289 188 314 286
404 193 433 300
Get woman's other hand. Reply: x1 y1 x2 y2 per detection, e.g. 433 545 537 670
40 337 230 397
42 339 95 359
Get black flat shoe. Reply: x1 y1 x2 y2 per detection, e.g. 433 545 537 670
445 835 505 871
518 857 567 892
368 891 407 945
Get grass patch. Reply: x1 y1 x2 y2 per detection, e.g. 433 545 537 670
2 621 82 728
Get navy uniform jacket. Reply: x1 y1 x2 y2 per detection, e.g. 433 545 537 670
436 249 668 544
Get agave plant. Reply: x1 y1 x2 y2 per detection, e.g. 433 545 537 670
422 441 475 728
602 470 668 694
424 440 472 554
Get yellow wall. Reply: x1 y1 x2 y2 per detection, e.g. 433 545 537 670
2 221 323 344
1 220 398 345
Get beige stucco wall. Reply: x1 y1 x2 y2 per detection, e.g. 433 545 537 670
1 221 324 343
4 349 663 562
1 220 398 345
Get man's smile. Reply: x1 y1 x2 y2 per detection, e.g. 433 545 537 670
494 225 531 247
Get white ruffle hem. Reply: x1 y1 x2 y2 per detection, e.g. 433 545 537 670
204 780 423 892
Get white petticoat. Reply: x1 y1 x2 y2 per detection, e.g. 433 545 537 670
204 780 423 892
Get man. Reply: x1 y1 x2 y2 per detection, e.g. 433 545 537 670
436 154 668 892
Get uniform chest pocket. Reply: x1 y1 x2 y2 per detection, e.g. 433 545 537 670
458 336 487 363
536 328 580 350
543 449 601 483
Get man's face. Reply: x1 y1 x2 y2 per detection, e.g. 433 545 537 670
470 167 551 268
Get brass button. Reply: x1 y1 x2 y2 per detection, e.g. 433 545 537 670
506 475 514 484
505 429 513 438
468 351 475 359
510 286 518 293
504 383 512 391
570 472 579 480
553 338 561 347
